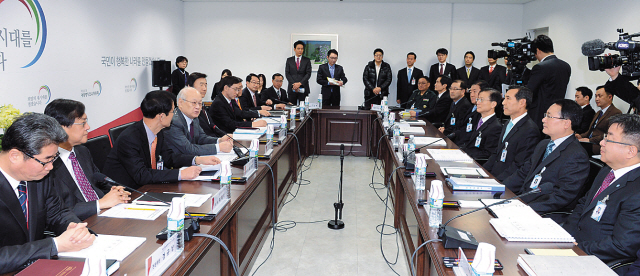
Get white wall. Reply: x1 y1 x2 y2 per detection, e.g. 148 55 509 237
0 0 184 129
523 0 640 112
184 2 523 106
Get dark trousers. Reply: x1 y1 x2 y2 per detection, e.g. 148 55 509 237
365 93 382 106
289 90 307 105
322 89 341 108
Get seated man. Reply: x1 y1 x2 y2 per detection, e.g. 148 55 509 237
0 113 95 273
459 88 502 160
448 80 489 144
484 86 540 181
576 85 622 155
45 99 130 220
439 79 472 136
422 76 453 125
564 114 640 267
210 76 268 133
187 72 227 137
503 99 589 223
102 90 220 189
240 74 284 111
261 73 292 106
165 87 233 156
406 76 437 116
574 86 595 134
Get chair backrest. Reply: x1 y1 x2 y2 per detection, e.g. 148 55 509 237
84 135 111 171
108 121 136 146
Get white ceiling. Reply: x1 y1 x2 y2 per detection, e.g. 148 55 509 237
182 0 534 3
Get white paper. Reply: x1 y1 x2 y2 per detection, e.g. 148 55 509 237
99 203 168 220
413 137 446 147
441 167 489 177
399 119 426 125
399 125 425 135
163 192 211 207
58 234 146 261
233 127 266 134
232 133 263 141
458 200 486 209
427 149 474 162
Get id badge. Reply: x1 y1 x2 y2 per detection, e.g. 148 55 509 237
466 118 473 132
450 117 456 126
530 175 542 189
591 201 607 222
475 135 482 148
500 142 509 162
157 160 164 170
411 78 416 85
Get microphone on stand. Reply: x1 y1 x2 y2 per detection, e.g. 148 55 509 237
437 182 553 249
358 94 384 110
328 144 346 230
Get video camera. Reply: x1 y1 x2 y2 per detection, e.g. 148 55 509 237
582 29 640 78
488 36 536 85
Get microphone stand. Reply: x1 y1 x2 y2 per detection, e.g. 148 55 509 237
328 144 345 230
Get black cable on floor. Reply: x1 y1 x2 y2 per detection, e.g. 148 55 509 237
377 165 406 276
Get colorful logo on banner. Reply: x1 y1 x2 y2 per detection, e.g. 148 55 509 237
0 0 48 68
131 78 137 91
81 80 101 97
27 85 50 106
93 80 102 96
125 77 137 93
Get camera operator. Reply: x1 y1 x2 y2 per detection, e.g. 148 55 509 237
604 65 640 112
527 35 572 129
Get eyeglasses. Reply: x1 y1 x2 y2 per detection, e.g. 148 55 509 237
231 87 242 92
543 113 568 120
21 150 60 167
374 54 383 57
476 98 491 103
73 118 89 127
328 57 338 60
250 81 260 85
603 134 635 147
450 88 466 91
181 98 203 107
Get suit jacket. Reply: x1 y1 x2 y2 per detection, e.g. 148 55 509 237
460 115 502 160
527 55 572 129
564 165 640 263
102 120 195 189
171 69 189 96
285 55 312 98
239 88 266 111
577 104 596 135
198 108 226 137
456 66 480 86
51 145 105 221
0 172 80 273
451 109 479 145
429 63 457 90
165 109 219 156
443 97 473 135
579 104 622 154
317 63 348 97
261 86 289 104
483 114 540 181
478 65 507 91
397 67 424 105
503 135 589 222
423 91 453 125
209 94 253 134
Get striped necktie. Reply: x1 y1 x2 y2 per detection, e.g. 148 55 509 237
18 181 28 226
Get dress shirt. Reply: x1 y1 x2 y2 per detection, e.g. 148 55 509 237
143 122 194 180
600 104 611 115
509 112 528 126
581 104 589 109
548 133 573 153
181 113 220 152
480 113 496 123
58 147 100 213
439 62 447 74
437 91 445 99
612 162 640 182
539 54 554 63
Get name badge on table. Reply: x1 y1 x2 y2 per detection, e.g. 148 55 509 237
500 142 508 162
591 195 609 222
530 167 546 189
466 118 473 132
475 132 482 148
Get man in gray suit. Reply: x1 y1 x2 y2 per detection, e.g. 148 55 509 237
165 87 233 156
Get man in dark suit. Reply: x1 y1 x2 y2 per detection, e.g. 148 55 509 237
447 80 489 144
397 52 424 107
422 76 453 125
285 40 312 104
209 76 268 134
564 114 640 267
574 86 595 134
503 99 589 223
0 113 95 273
45 99 130 221
439 79 472 136
317 49 348 107
429 48 457 91
484 86 541 181
456 51 480 85
185 72 228 137
460 89 503 160
577 86 622 154
165 87 233 156
240 74 280 111
479 56 507 91
527 35 572 129
261 73 292 106
103 91 220 189
171 56 189 96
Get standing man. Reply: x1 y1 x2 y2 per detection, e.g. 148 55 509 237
171 56 189 96
261 73 292 105
439 80 472 136
577 85 622 155
285 40 312 105
0 113 95 273
397 52 424 107
317 49 348 108
574 86 596 134
363 48 392 106
479 56 507 91
456 51 480 85
45 99 130 221
527 34 572 129
429 48 457 91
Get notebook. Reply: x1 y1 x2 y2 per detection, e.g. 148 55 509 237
517 255 616 276
489 218 575 242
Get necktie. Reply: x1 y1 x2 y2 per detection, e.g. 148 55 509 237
296 57 300 70
330 66 335 78
477 118 484 131
236 99 243 110
489 66 494 74
472 105 477 113
589 111 603 138
408 68 412 82
18 181 28 225
440 64 444 75
502 121 514 142
229 100 234 111
252 94 257 107
69 152 99 201
150 137 157 169
542 140 555 160
276 89 280 98
189 121 195 140
467 68 470 78
592 170 615 203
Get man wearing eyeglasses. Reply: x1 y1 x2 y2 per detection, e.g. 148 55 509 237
503 99 589 223
438 79 472 135
210 76 268 133
458 88 503 160
45 99 130 221
0 113 95 273
317 49 348 108
564 114 640 271
165 87 233 156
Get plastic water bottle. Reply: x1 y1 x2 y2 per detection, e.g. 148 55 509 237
167 197 185 253
304 96 310 111
415 154 427 191
392 125 401 150
318 94 323 107
429 180 444 228
382 96 388 106
408 135 416 152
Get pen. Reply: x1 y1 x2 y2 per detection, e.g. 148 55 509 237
186 213 212 217
125 207 156 211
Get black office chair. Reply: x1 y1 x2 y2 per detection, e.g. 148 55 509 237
84 135 111 171
108 121 135 145
608 258 636 275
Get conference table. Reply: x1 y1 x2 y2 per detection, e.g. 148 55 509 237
16 106 584 275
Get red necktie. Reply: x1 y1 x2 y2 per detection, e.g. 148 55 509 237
296 57 300 70
253 94 257 107
230 101 234 111
439 64 444 75
489 66 494 74
592 170 615 203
